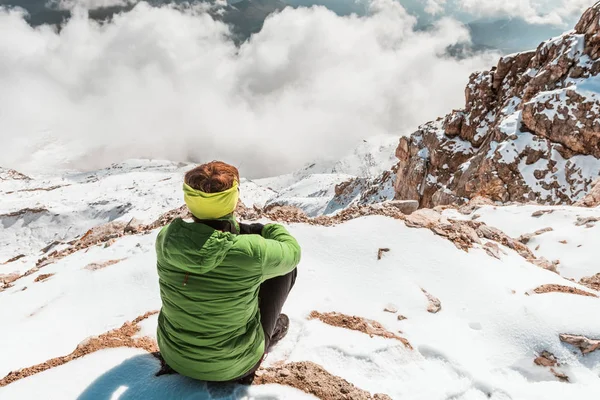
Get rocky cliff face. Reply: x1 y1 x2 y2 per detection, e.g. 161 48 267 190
393 3 600 208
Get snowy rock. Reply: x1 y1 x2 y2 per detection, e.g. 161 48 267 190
383 304 398 314
579 273 600 291
559 334 600 355
575 178 600 207
392 2 600 207
534 351 558 367
421 288 442 313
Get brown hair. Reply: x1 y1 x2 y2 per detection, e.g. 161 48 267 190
184 161 240 193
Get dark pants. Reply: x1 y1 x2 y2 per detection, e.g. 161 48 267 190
234 268 298 382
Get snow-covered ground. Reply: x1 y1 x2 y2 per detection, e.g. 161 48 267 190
443 205 600 280
1 159 599 399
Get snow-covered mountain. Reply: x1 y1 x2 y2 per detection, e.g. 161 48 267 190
1 154 600 399
390 3 600 208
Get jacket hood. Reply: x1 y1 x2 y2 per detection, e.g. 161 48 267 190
156 218 236 275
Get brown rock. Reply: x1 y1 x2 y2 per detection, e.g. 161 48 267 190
559 334 600 355
421 288 442 313
575 179 600 207
34 273 55 283
385 200 419 215
383 304 398 314
377 248 390 260
579 273 600 291
404 209 441 228
534 351 558 367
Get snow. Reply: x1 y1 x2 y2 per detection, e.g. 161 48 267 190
1 161 599 399
444 205 600 281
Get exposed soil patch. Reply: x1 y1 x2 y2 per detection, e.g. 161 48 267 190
85 259 127 271
34 273 55 283
0 311 159 387
255 361 392 400
533 284 598 297
308 311 412 349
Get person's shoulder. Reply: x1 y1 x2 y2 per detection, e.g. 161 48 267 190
229 233 266 259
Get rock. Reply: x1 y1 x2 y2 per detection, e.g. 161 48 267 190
404 209 441 228
383 304 398 314
559 334 600 355
397 315 407 321
534 351 558 367
575 179 600 207
532 209 554 217
518 227 553 244
377 248 390 260
528 257 558 273
421 288 442 313
0 272 20 286
483 242 504 259
575 216 600 226
385 200 419 215
579 273 600 291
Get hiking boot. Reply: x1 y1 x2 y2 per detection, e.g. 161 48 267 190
268 314 289 349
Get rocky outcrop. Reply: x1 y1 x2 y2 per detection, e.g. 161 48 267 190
575 178 600 206
393 3 600 208
559 334 600 355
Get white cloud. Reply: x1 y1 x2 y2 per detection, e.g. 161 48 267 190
424 0 447 15
0 1 496 178
457 0 594 26
49 0 139 11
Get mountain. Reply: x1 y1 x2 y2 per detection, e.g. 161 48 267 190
388 3 600 208
1 157 600 399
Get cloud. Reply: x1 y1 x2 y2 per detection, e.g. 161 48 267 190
0 0 496 178
424 0 447 15
457 0 594 26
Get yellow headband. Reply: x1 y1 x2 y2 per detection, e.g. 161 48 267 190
183 181 239 220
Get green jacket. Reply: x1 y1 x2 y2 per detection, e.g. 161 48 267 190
155 217 301 382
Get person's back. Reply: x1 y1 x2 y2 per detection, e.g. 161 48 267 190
156 161 301 382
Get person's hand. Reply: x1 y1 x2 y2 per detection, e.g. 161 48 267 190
239 222 265 235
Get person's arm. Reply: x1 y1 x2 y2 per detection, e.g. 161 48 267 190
258 224 301 281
